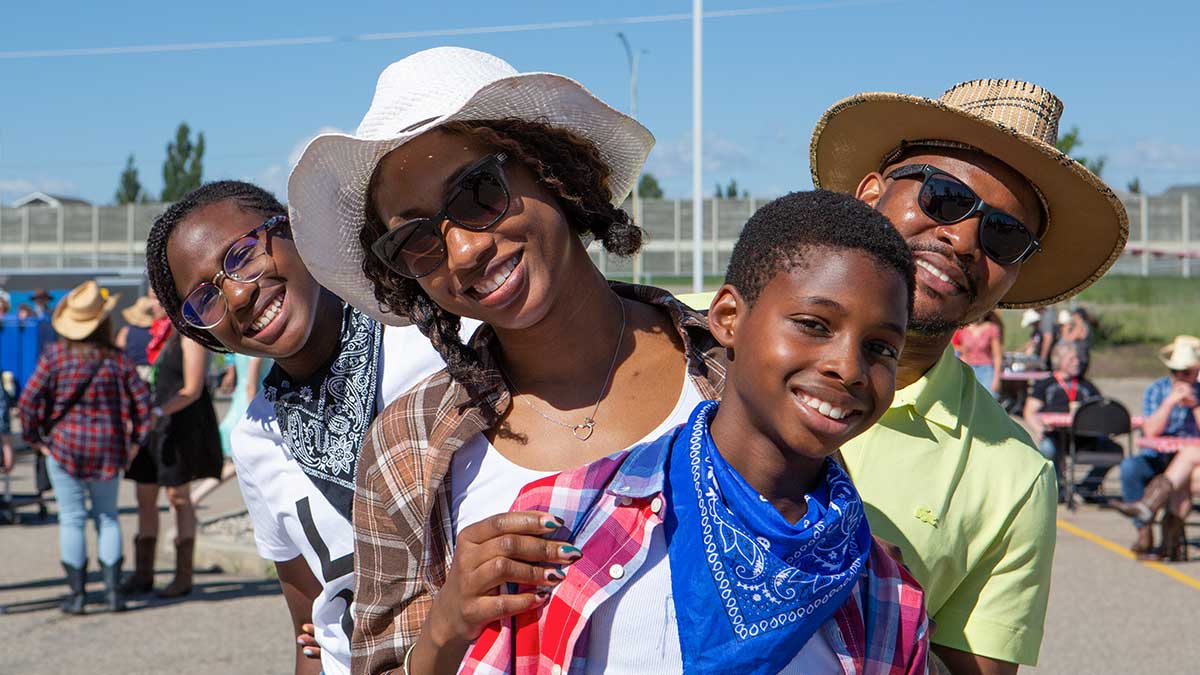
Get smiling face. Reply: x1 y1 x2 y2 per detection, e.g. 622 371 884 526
710 247 909 459
857 148 1042 335
166 199 323 359
368 130 597 331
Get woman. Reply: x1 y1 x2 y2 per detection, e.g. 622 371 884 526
189 352 271 506
286 47 726 673
121 319 224 598
956 312 1003 395
144 180 456 675
116 295 159 381
17 281 153 614
1060 307 1093 373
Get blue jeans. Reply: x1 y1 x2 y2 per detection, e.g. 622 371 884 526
1119 450 1172 529
970 364 997 395
44 456 123 567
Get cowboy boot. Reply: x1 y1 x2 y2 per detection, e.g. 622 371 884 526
1161 513 1189 562
60 561 86 615
1130 523 1157 558
101 558 126 612
119 535 156 595
157 538 194 599
1115 475 1173 523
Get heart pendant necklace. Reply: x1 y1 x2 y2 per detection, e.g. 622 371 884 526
502 298 625 442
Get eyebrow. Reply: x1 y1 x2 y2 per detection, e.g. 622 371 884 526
793 295 907 336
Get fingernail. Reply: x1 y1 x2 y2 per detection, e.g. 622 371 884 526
535 589 550 600
544 519 561 529
297 637 306 645
546 566 565 582
303 649 314 656
560 545 582 559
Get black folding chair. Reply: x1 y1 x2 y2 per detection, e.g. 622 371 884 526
1066 398 1133 511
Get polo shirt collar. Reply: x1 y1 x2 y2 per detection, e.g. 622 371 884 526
890 346 963 430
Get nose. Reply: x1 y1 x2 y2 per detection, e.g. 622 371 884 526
931 215 982 264
816 337 869 389
221 275 258 318
442 221 496 281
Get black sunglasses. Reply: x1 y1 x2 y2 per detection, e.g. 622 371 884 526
371 153 510 279
887 163 1042 266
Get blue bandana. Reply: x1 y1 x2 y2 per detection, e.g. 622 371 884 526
664 400 872 675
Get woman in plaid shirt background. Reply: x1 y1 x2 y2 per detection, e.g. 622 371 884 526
18 280 154 615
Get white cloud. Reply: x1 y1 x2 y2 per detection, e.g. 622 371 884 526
0 177 78 198
1108 140 1200 173
645 131 754 182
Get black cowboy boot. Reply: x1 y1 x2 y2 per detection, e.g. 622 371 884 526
60 561 86 615
101 558 127 612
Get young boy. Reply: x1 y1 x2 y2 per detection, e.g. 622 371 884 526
458 191 927 674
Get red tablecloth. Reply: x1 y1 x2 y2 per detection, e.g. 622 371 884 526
1138 435 1200 452
1038 412 1145 430
1003 370 1050 382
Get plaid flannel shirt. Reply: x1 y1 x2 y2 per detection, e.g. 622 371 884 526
461 432 929 675
1143 376 1200 437
18 342 152 480
351 284 727 675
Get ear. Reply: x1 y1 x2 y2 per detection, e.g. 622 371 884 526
855 171 887 209
707 284 744 351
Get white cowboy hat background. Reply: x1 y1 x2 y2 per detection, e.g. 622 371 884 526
52 280 120 341
1160 335 1200 371
288 46 654 326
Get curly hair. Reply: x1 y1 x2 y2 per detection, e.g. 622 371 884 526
145 180 287 352
725 190 916 316
359 119 644 396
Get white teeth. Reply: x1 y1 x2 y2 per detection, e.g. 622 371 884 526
473 256 519 296
916 259 953 284
801 394 852 421
250 295 283 333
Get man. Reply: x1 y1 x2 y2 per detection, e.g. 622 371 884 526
1117 335 1200 555
30 288 53 318
809 80 1128 673
1024 340 1118 500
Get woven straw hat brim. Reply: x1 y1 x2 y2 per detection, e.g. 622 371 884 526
121 299 155 328
53 294 120 341
287 72 654 327
811 92 1129 309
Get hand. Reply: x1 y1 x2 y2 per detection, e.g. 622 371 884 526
37 444 50 458
124 448 140 472
219 367 237 395
1168 382 1194 405
1 443 13 474
421 511 578 650
297 623 321 660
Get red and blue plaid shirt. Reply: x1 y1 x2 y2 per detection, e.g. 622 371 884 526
462 431 929 675
18 342 152 481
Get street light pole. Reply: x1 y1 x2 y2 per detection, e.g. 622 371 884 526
691 0 704 293
617 32 645 284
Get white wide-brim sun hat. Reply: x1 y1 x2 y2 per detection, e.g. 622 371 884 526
287 46 655 326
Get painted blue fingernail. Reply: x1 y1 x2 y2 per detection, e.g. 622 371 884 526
303 648 314 656
544 520 560 529
560 545 582 559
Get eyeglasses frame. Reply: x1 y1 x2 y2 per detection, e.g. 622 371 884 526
181 214 290 330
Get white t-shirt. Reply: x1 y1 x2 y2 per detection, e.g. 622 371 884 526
450 375 705 535
232 321 473 675
584 527 840 674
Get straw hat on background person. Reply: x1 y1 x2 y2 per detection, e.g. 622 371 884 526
1159 335 1200 371
287 46 654 325
52 281 120 341
121 296 159 329
810 79 1129 309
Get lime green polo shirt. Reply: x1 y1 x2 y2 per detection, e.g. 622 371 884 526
841 347 1057 666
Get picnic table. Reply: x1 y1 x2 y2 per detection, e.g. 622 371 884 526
1138 435 1200 452
1002 369 1050 382
1038 412 1145 430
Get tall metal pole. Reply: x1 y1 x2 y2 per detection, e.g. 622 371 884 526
618 32 645 284
691 0 704 293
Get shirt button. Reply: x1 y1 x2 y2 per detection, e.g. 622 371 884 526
650 497 663 514
552 665 562 675
618 496 632 506
609 563 625 579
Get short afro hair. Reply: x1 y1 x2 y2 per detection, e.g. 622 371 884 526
724 190 915 315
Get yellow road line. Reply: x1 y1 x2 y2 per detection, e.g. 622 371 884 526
1057 519 1200 592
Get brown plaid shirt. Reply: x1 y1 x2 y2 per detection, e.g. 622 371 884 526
351 283 727 674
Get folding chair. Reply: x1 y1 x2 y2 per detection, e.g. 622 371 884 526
1066 398 1133 511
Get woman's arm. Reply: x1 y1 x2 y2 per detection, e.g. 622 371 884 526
16 352 54 447
158 338 209 417
246 357 265 401
276 556 325 675
1023 396 1045 442
115 326 129 350
990 331 1003 393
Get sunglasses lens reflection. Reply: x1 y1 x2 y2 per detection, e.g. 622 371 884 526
919 175 976 223
446 165 508 229
981 212 1035 264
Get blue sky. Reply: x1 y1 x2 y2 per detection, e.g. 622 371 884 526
1 0 1197 205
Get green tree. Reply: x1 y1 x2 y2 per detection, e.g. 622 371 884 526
1126 177 1142 194
161 123 205 202
1055 125 1106 177
114 154 145 204
637 173 664 199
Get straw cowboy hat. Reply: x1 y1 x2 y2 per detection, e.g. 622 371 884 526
288 46 655 325
121 296 158 328
1160 335 1200 371
52 281 120 341
810 79 1129 309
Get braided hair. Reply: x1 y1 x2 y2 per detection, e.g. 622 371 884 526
360 119 643 396
145 180 287 352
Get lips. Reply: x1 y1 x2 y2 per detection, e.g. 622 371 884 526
913 254 968 295
471 254 519 297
